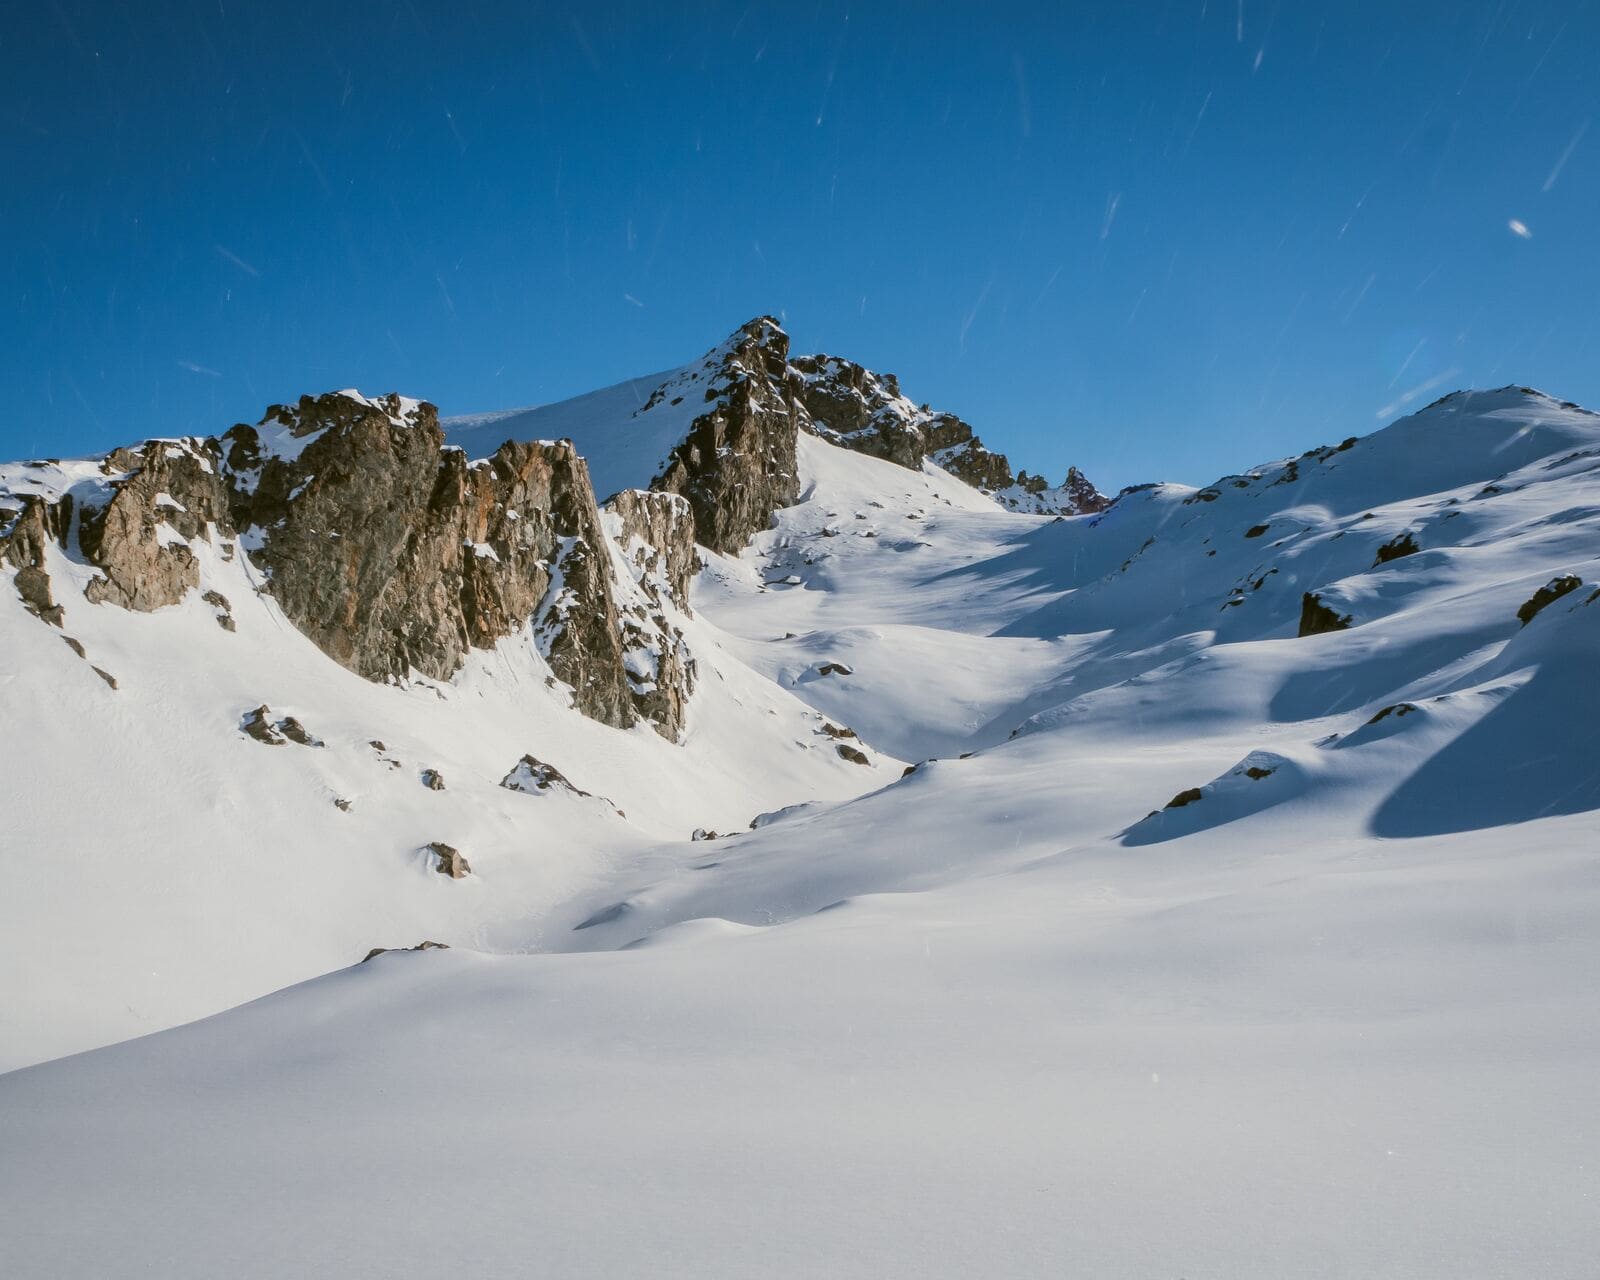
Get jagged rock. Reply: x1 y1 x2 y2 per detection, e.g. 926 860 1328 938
1516 574 1582 625
426 842 471 879
650 318 804 555
80 439 228 611
241 706 286 745
1298 593 1352 637
791 349 1109 512
362 940 449 963
1244 766 1276 780
333 798 353 812
816 662 853 677
218 394 636 730
278 717 322 748
241 705 320 746
818 722 857 739
1165 787 1204 809
91 667 117 690
691 828 720 841
61 635 86 659
1244 524 1270 539
1058 467 1113 514
1 497 67 625
202 589 235 631
1374 531 1420 565
603 493 700 739
836 744 870 765
420 769 445 791
500 754 585 794
604 489 697 613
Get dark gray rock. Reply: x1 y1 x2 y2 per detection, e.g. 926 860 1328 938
650 317 804 555
1298 593 1353 637
1517 574 1582 625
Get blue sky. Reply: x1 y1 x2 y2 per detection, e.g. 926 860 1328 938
4 1 1598 489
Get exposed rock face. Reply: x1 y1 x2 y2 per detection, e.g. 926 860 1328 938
602 489 699 738
650 317 804 555
80 439 230 611
219 394 632 728
1166 787 1204 809
0 497 67 625
0 393 701 737
790 349 1109 513
604 489 697 613
1516 574 1582 625
1299 593 1353 637
2 318 1107 746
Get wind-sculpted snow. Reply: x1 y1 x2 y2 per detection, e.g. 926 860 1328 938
4 367 1600 1278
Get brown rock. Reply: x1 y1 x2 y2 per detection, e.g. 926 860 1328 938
427 842 471 879
362 940 449 962
650 318 803 554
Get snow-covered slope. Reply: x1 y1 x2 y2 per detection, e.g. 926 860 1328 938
4 366 1600 1278
446 370 687 501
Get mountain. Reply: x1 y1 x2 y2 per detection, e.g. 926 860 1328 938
2 323 1598 1279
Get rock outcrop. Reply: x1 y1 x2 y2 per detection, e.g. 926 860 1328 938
1299 593 1353 637
2 318 1107 745
0 390 698 739
0 496 68 625
790 349 1109 513
219 392 637 729
1516 574 1582 625
602 489 699 737
80 439 229 611
649 317 804 555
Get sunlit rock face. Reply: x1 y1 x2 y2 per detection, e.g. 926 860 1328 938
648 316 805 555
790 348 1109 513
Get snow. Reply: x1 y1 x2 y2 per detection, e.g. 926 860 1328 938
3 384 1600 1277
442 326 779 500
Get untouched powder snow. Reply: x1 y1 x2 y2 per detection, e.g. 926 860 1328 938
4 383 1600 1278
444 370 685 500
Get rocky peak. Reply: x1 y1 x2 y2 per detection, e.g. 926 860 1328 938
648 316 804 554
994 464 1113 515
788 348 1107 513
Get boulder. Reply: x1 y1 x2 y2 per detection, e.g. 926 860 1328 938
426 842 471 879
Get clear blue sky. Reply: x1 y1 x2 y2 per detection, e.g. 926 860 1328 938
5 1 1598 489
